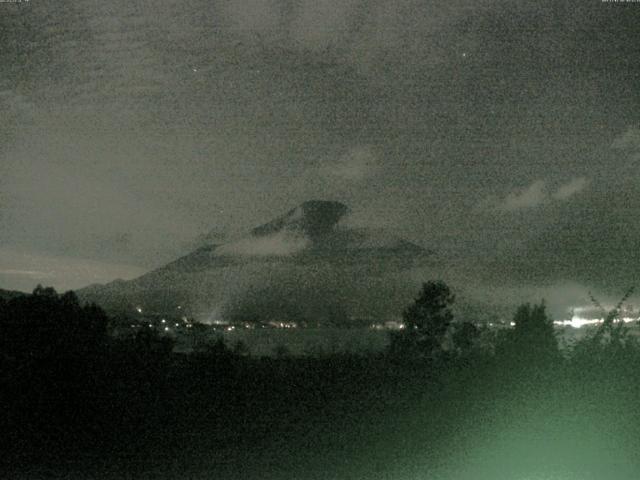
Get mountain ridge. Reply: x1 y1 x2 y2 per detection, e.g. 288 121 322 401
76 201 432 323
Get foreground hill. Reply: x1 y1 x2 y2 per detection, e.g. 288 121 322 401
77 201 432 324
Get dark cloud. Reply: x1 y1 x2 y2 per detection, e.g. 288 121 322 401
1 0 640 317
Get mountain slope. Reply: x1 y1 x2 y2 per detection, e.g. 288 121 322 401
77 201 432 323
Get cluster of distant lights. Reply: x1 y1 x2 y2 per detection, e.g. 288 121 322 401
375 317 640 331
554 304 639 329
159 317 191 331
132 305 193 332
555 316 637 329
133 305 639 332
133 305 302 331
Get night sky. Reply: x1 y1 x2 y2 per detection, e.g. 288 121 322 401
2 0 640 318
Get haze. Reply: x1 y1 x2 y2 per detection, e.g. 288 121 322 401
2 0 640 318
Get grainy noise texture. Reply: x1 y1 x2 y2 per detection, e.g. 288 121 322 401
1 0 640 315
4 4 640 480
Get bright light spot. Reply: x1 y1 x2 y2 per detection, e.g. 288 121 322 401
555 317 601 329
161 319 166 323
175 323 179 327
554 315 637 329
136 306 143 313
164 327 169 332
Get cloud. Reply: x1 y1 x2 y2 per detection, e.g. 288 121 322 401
0 269 54 279
612 126 640 152
222 0 283 35
215 0 483 75
321 145 378 182
486 177 590 212
0 90 36 118
552 177 589 201
290 145 380 204
289 0 359 51
497 180 548 212
0 247 146 292
220 0 361 51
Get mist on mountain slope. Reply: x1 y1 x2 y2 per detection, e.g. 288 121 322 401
77 201 436 324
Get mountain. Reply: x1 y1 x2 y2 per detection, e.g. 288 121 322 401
77 201 433 324
251 200 349 238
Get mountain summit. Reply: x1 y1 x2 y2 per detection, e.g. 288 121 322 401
252 200 349 238
77 201 432 324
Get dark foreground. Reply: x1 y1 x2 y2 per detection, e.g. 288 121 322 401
3 350 640 480
2 287 640 479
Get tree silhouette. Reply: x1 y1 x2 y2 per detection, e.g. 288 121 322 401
0 285 109 361
572 287 638 366
589 287 635 347
497 301 559 365
452 321 480 355
389 280 455 359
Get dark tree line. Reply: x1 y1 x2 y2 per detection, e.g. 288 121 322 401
0 285 109 361
389 280 560 366
2 281 634 374
2 282 640 479
388 280 640 371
